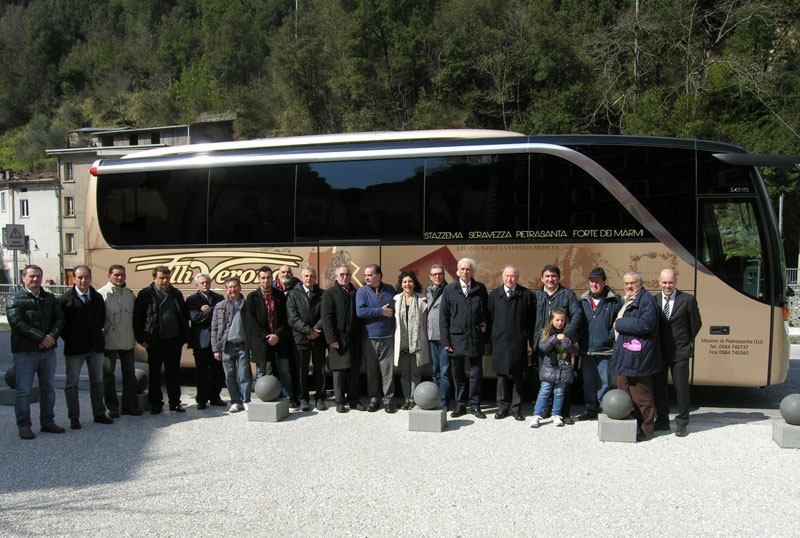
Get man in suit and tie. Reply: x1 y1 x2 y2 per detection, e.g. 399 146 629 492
487 265 534 421
654 268 702 437
187 273 226 409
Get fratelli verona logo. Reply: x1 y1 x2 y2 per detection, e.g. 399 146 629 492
127 251 304 285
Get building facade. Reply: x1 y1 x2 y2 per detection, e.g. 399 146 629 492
0 172 60 284
46 118 234 283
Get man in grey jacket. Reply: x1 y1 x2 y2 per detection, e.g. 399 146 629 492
211 277 251 413
425 264 450 409
98 265 141 417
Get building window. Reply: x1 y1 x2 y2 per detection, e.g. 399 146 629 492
129 134 138 145
20 199 29 218
64 196 75 217
151 132 160 144
64 162 74 183
1 192 5 212
65 233 76 253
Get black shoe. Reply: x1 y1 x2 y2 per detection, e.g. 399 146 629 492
122 409 143 416
576 412 597 421
513 411 525 421
70 418 81 430
451 407 467 418
108 411 121 419
169 405 186 413
299 400 310 412
150 406 163 415
676 424 688 437
336 404 348 413
385 403 397 414
94 415 113 424
470 408 487 419
494 410 509 419
197 402 207 410
654 418 671 431
351 402 367 411
289 400 301 410
316 400 327 411
367 400 380 412
210 399 227 407
562 415 575 425
401 401 412 411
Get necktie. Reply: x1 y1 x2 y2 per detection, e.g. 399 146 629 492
307 289 312 299
464 282 470 296
663 296 670 319
81 293 89 304
507 289 513 298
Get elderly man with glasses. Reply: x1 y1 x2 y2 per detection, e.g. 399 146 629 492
610 271 662 442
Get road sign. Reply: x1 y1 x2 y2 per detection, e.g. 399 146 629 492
4 224 26 250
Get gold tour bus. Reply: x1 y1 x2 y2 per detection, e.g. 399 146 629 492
88 129 791 386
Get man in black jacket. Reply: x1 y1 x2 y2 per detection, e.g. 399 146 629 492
244 266 296 404
60 265 112 429
8 265 66 440
321 264 364 413
533 264 583 423
441 257 489 419
654 268 702 437
287 266 327 411
133 265 190 414
187 273 225 409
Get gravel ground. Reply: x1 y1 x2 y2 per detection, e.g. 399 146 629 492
1 383 798 538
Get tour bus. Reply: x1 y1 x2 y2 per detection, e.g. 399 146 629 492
87 129 791 387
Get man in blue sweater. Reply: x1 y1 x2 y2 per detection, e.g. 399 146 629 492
356 264 397 413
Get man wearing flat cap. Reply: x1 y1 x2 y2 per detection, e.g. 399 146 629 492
577 267 621 420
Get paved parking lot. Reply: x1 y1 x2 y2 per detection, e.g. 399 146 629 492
1 334 798 537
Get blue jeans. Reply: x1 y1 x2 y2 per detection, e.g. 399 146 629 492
222 342 252 404
581 354 610 414
65 351 107 419
429 340 451 407
534 381 566 417
13 349 57 431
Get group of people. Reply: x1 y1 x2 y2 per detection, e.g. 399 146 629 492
8 257 700 442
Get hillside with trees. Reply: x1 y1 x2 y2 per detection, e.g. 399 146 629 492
1 0 799 258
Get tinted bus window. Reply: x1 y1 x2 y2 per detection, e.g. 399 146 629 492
529 153 646 238
208 165 294 244
97 169 207 246
571 145 695 249
296 159 424 241
425 154 528 237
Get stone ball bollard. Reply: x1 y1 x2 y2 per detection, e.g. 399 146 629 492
135 369 149 394
4 366 15 389
254 375 282 402
602 389 633 419
779 394 800 425
413 381 440 410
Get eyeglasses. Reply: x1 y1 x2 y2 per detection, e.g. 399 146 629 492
623 281 637 286
338 273 352 277
430 272 444 277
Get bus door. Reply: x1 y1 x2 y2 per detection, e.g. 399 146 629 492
694 197 773 386
316 241 381 290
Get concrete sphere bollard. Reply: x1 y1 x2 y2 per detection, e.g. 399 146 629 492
135 369 149 394
602 389 633 419
413 381 440 410
779 394 800 425
254 375 282 402
4 366 15 389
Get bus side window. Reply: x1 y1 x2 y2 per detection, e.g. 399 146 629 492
699 199 766 301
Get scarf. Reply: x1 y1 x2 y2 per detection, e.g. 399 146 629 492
400 294 420 354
